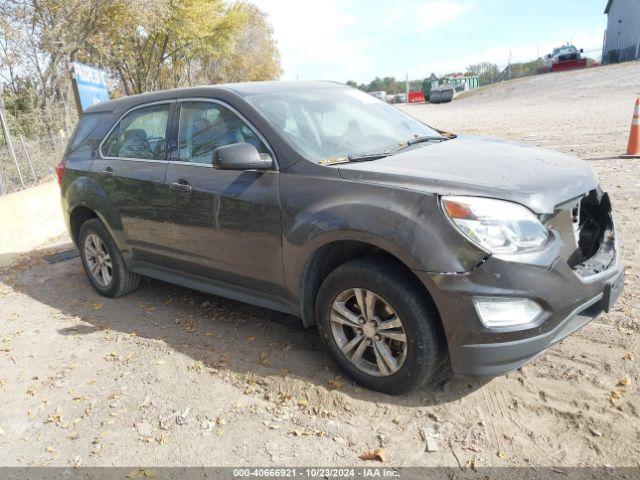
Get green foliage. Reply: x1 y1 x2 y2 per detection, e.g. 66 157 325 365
345 76 425 94
465 62 499 86
508 58 545 79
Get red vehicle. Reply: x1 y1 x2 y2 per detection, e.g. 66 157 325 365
544 44 587 72
408 91 425 103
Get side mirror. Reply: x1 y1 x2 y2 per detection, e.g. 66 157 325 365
580 48 584 53
212 142 273 170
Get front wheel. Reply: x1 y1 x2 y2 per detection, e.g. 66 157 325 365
316 258 448 394
78 218 140 298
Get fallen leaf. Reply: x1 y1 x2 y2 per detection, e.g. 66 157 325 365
187 361 204 372
216 354 229 367
126 469 158 478
618 376 631 387
610 390 623 401
359 448 387 462
497 450 506 459
259 352 270 365
328 376 344 389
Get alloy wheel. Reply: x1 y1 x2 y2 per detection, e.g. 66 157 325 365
330 288 408 377
84 233 113 287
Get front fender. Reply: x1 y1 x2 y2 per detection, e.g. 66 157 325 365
281 172 486 298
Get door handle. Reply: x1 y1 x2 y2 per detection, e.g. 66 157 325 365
170 179 192 192
100 167 115 178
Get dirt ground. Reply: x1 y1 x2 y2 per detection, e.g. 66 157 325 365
0 62 639 468
0 180 67 268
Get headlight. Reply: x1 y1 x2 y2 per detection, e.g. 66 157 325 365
441 196 549 254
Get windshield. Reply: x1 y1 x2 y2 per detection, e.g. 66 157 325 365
555 46 577 55
246 87 440 162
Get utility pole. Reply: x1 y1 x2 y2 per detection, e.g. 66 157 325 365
405 73 409 98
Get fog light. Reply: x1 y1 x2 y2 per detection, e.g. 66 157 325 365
472 297 543 328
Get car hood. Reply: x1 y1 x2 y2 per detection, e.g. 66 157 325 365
337 135 599 214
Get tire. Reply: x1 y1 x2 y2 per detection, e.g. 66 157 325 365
316 257 449 394
78 218 140 298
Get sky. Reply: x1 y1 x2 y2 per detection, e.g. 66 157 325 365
250 0 610 83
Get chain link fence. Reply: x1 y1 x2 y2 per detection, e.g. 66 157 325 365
0 96 73 196
0 132 68 195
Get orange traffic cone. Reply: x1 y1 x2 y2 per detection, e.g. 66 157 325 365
622 98 640 158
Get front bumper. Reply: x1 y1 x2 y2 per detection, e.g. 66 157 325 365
415 232 624 377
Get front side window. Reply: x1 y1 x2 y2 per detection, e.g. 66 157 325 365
178 101 268 164
102 103 170 160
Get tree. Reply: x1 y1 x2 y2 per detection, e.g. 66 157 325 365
203 2 281 84
0 0 281 137
466 62 499 86
93 0 251 94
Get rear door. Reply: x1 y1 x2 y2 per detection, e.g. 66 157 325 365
165 99 285 296
92 101 178 268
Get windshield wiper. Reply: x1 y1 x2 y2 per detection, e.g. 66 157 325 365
320 134 453 165
346 152 390 162
406 135 449 146
384 135 451 156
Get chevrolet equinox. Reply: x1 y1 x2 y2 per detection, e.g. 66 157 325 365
58 81 624 394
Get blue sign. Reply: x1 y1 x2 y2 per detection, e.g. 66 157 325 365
72 62 110 112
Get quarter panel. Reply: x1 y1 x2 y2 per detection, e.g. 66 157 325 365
62 169 126 250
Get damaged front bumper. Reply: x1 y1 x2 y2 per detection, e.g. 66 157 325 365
416 190 625 377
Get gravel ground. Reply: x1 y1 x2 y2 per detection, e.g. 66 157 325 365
0 62 639 468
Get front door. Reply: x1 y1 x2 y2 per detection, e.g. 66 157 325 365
92 101 177 268
165 100 284 296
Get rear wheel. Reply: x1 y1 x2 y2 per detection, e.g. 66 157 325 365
317 257 448 394
79 218 140 298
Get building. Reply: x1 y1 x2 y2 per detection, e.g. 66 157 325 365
603 0 640 63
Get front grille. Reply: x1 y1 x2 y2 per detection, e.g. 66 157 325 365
545 190 615 272
558 53 578 62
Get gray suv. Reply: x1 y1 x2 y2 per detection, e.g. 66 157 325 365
58 81 624 394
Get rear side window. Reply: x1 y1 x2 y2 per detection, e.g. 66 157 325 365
66 112 108 154
101 103 170 160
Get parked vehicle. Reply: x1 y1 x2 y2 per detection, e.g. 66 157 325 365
368 90 386 102
429 84 455 103
394 93 407 104
544 44 587 72
59 81 624 394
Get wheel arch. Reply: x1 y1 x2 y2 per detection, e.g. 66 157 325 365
297 238 442 331
64 173 124 249
69 205 99 245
